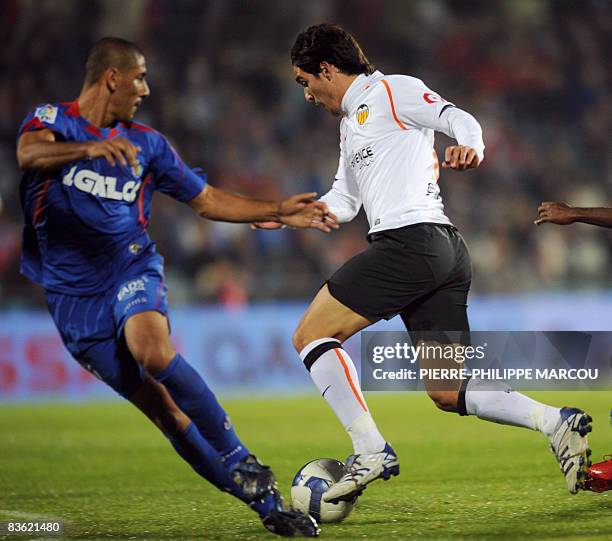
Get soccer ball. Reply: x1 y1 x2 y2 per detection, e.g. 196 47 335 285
291 458 356 523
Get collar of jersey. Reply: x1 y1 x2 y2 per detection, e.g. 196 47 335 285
341 70 385 116
65 100 125 140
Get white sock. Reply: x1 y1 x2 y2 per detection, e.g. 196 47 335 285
300 338 386 454
465 378 561 436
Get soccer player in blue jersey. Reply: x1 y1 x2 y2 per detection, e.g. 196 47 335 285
16 37 332 538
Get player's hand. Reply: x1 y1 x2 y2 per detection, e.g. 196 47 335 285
276 193 339 233
251 214 339 232
282 202 339 233
274 193 338 233
278 192 319 216
441 145 481 171
85 137 141 169
535 201 576 226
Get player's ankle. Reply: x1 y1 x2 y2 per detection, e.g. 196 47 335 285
348 412 386 454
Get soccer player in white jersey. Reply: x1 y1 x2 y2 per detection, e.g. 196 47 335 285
280 24 592 503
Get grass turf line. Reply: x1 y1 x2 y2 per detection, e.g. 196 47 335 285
1 392 611 540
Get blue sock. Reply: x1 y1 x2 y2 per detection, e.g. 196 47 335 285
155 354 249 467
249 492 279 518
167 422 276 517
167 423 240 496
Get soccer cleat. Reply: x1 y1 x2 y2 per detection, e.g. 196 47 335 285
322 443 399 504
549 407 592 494
258 489 321 537
230 454 276 502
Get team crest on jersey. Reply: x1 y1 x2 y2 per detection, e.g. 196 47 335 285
131 159 143 179
34 104 58 124
129 243 143 255
356 104 369 125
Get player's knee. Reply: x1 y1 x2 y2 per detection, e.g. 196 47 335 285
292 327 308 353
131 341 176 374
292 326 346 353
427 390 459 412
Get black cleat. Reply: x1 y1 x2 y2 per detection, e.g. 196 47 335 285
230 454 276 502
260 490 320 537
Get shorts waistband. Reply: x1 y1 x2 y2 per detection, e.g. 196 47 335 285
368 222 458 242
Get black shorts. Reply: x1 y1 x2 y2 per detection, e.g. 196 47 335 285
327 223 471 341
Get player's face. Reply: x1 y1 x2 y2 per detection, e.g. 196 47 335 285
114 55 150 121
294 66 342 116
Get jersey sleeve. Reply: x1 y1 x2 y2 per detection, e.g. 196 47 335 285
382 76 454 130
17 104 71 141
383 76 485 160
150 135 207 202
319 138 362 223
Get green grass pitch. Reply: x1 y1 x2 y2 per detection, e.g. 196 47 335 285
2 392 612 540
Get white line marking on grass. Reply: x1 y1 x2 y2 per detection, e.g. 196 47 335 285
0 508 65 526
0 509 60 520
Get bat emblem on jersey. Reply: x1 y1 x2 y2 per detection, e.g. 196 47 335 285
423 92 447 104
356 103 369 125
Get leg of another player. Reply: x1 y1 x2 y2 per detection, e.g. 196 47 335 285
460 373 593 495
292 284 385 455
129 374 244 496
417 341 465 412
420 345 592 493
403 289 565 436
124 311 249 468
294 285 399 504
125 312 321 535
128 374 315 529
420 347 567 436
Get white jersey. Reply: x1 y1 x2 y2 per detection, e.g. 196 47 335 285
320 71 485 234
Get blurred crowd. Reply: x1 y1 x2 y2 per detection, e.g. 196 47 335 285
0 0 610 309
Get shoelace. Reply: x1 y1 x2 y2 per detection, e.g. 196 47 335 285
341 454 390 483
336 458 366 481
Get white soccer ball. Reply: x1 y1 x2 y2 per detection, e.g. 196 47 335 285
291 458 356 523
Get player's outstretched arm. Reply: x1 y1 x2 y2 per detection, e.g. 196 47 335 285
535 202 612 228
189 185 338 232
17 129 140 171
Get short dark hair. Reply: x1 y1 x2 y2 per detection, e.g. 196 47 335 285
84 37 144 86
291 24 373 76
